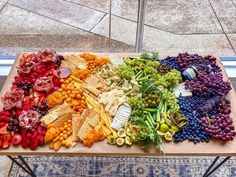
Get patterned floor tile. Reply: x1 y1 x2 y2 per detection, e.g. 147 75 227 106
8 0 106 30
0 5 86 35
92 14 234 55
209 0 236 33
65 0 109 12
228 34 236 51
111 0 222 34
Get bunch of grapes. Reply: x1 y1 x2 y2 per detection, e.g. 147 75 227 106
144 66 157 75
164 69 182 88
154 74 168 88
16 82 34 96
204 55 221 72
185 71 231 97
124 58 134 66
198 113 236 141
128 96 145 116
117 64 134 80
53 55 64 69
197 95 223 113
146 60 160 68
142 93 160 107
7 117 21 133
176 53 221 72
33 101 49 117
133 59 143 67
161 90 179 112
160 56 180 70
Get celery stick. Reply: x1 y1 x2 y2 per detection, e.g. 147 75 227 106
143 108 157 113
156 110 161 122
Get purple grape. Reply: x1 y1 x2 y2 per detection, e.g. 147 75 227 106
198 99 236 141
185 71 231 97
176 53 221 73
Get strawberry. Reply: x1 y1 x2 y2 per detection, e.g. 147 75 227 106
0 111 11 117
31 130 38 138
21 128 27 136
0 123 8 134
0 138 3 148
21 135 29 149
29 137 38 150
11 134 22 145
0 115 10 122
2 141 10 149
0 122 7 127
3 133 12 142
37 134 45 146
37 125 47 135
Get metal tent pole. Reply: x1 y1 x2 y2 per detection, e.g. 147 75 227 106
135 0 147 52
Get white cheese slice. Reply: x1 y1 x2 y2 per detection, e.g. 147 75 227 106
173 83 192 97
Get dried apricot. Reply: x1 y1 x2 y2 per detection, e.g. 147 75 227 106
45 132 54 142
53 141 62 151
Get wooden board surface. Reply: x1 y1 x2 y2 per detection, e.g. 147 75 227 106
0 52 236 156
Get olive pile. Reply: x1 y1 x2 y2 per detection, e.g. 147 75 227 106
143 93 160 107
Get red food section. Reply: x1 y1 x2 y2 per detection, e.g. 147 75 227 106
0 50 62 150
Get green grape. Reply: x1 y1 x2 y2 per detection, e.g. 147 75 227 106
117 64 134 80
164 69 182 88
154 74 168 88
128 96 145 116
128 96 139 107
124 58 133 66
133 59 143 66
142 93 160 107
146 61 160 68
161 90 179 113
144 66 157 75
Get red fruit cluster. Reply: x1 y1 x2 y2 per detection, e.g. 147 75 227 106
0 125 47 150
0 133 21 149
0 50 64 150
0 111 11 134
21 125 47 150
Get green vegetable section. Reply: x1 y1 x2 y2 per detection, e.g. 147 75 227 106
112 53 187 152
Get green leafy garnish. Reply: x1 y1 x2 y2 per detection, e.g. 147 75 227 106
140 52 159 61
140 79 158 94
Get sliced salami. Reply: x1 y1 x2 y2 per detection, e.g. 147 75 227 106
1 90 24 110
34 76 54 93
17 61 36 74
37 50 57 63
18 110 40 129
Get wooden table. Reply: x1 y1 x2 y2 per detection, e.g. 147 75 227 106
0 53 236 177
